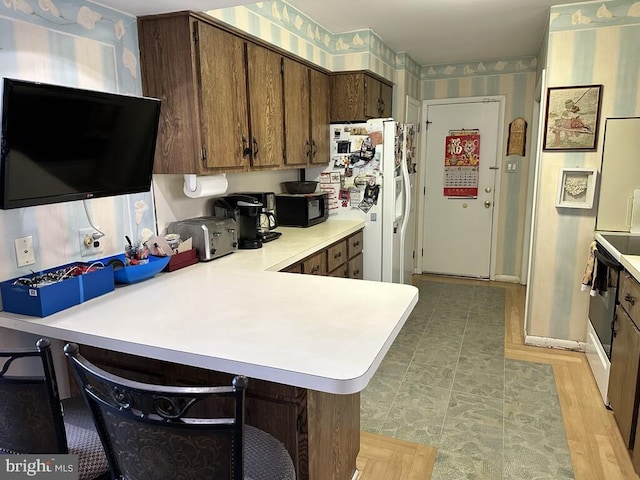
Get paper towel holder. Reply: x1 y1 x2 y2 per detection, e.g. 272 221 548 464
183 173 227 195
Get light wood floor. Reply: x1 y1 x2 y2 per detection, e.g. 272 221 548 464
357 275 639 480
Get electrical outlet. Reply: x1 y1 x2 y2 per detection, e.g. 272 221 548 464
79 228 104 257
15 236 36 267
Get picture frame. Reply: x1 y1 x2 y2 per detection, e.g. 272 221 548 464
556 168 597 209
543 85 603 151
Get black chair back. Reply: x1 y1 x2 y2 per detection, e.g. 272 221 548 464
64 343 248 480
0 338 67 454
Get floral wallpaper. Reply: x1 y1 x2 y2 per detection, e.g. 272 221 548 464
422 57 538 80
0 0 155 287
550 0 640 31
209 0 539 82
1 0 139 94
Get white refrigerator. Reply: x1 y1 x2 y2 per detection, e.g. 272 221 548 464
308 119 415 284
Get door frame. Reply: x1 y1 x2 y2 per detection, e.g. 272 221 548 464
416 95 505 280
405 95 422 274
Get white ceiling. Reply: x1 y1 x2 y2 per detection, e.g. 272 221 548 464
93 0 585 65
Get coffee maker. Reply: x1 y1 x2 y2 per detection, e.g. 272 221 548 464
235 192 281 243
213 195 262 249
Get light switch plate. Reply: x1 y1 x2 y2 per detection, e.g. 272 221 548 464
15 236 35 267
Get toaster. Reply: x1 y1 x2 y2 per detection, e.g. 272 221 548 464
166 216 237 261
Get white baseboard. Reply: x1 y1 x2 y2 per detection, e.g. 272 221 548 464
524 335 586 352
493 275 520 283
351 469 360 480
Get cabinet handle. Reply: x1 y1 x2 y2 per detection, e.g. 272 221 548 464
242 136 251 156
252 137 259 157
305 140 312 157
625 293 636 306
310 265 320 274
311 140 317 156
334 252 342 259
352 241 360 248
353 269 360 276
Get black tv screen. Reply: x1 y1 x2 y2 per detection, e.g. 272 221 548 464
0 78 161 209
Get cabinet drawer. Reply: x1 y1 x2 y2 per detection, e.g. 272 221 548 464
281 263 302 274
327 240 348 272
348 231 364 259
302 251 326 276
621 271 640 323
348 253 363 280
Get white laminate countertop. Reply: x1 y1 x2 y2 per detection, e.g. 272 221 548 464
0 219 418 395
214 219 365 271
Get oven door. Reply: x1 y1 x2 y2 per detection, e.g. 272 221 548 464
588 247 622 359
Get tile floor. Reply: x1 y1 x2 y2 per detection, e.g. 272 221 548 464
361 278 574 479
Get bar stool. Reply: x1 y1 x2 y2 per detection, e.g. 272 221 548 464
64 342 296 480
0 338 110 479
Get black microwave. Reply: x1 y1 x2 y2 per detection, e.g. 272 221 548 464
275 192 329 227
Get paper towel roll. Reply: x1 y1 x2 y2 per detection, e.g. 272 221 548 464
183 174 228 198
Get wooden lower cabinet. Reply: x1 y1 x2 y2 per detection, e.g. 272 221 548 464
285 230 364 280
73 346 359 480
302 251 327 276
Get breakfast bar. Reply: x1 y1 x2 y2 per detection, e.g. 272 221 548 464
0 220 419 480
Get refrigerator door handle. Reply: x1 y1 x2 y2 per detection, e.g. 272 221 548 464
398 124 413 284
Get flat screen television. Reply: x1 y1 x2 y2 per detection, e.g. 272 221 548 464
0 78 161 209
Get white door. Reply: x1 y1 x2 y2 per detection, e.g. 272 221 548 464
404 96 421 281
421 99 501 278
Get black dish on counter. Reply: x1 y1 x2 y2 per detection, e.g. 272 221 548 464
281 181 318 194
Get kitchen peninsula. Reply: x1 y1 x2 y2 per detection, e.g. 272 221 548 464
0 219 418 480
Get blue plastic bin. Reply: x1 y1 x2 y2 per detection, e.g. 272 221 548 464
0 262 114 317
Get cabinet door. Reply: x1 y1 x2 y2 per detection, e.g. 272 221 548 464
379 81 393 117
608 305 640 448
283 58 310 166
330 73 365 122
364 75 382 119
138 15 201 174
309 69 330 165
348 253 363 280
247 43 285 168
196 22 250 170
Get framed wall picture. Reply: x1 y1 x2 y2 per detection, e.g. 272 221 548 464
543 85 603 151
556 168 597 209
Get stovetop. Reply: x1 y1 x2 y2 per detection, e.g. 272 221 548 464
600 234 640 256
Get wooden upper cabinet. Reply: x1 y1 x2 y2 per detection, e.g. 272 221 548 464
330 71 393 122
195 22 250 171
138 15 250 173
246 42 285 169
139 11 330 173
283 61 330 166
283 57 310 166
309 69 330 165
138 14 202 174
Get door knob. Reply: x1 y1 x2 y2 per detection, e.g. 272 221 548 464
484 200 492 208
484 186 492 193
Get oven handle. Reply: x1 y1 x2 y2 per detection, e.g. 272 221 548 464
594 249 622 271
